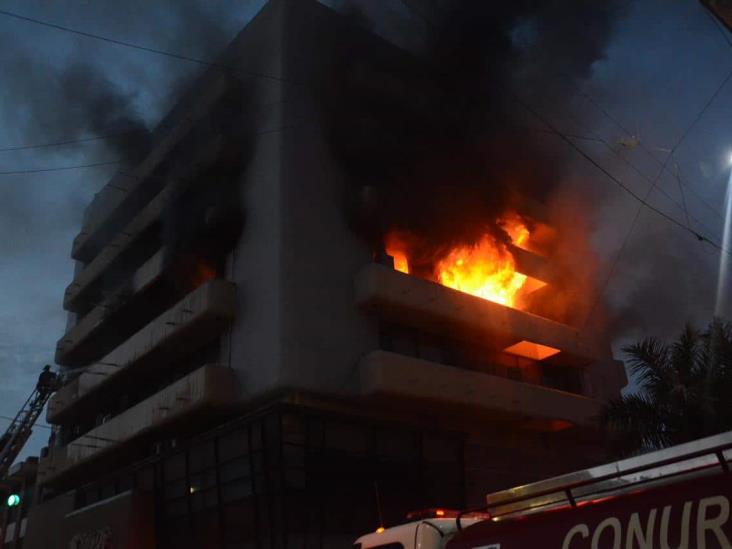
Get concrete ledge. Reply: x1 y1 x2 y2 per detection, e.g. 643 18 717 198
39 365 236 486
72 75 229 262
64 133 225 313
63 183 176 313
48 279 236 424
360 350 602 426
355 263 605 364
56 250 167 366
509 245 556 285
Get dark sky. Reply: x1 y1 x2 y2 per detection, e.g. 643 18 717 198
1 0 731 460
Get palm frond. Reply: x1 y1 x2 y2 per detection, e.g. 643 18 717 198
621 338 670 397
670 323 700 383
599 393 670 453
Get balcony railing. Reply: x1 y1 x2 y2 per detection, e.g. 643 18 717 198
360 350 602 426
355 263 606 366
39 365 236 486
48 279 236 424
72 75 229 263
56 249 167 366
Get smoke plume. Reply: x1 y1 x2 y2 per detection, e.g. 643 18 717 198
315 0 628 326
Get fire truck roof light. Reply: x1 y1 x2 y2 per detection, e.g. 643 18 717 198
405 508 460 520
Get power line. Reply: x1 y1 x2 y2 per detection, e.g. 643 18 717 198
518 96 726 327
0 8 295 86
549 26 732 324
0 415 51 429
0 160 120 176
514 94 725 252
567 4 732 229
571 83 725 222
645 64 732 201
0 109 312 179
519 92 732 328
0 130 137 153
546 101 721 238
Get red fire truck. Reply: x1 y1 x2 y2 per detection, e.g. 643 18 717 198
354 431 732 548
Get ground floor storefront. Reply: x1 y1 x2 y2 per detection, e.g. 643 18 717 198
25 403 465 548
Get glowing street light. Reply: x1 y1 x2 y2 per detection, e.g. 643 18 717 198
716 157 732 316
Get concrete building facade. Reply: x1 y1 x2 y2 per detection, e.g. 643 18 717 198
27 1 626 546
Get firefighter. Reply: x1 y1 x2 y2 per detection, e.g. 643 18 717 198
36 365 58 396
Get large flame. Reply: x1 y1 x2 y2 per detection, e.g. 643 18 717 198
436 235 526 307
385 214 531 308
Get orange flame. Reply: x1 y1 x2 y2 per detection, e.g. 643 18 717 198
385 232 411 274
385 214 531 308
499 212 530 249
436 235 526 307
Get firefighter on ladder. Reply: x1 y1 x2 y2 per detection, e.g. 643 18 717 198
36 365 59 397
0 366 57 453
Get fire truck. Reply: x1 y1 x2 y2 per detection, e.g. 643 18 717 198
355 430 732 548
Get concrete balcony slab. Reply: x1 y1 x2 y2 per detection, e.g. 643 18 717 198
56 250 166 366
355 263 605 365
72 75 228 263
39 365 236 486
63 184 175 313
360 350 602 426
48 279 236 424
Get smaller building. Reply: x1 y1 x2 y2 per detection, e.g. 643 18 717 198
0 457 38 549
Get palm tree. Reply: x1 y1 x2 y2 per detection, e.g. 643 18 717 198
600 319 732 456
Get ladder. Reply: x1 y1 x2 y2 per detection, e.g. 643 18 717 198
0 387 54 478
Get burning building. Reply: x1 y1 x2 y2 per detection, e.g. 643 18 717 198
25 0 626 546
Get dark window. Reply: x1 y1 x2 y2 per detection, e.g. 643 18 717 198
542 364 584 394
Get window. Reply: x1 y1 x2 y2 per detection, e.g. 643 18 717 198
542 364 583 394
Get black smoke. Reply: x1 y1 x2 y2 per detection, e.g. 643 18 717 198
315 0 628 253
0 1 239 170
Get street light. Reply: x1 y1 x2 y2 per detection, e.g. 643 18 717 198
716 157 732 316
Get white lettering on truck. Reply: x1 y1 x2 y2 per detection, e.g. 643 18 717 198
660 501 691 549
562 524 589 549
697 496 731 549
591 517 621 549
561 495 732 549
626 509 656 549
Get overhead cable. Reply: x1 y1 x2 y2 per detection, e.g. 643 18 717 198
0 130 137 153
0 8 295 85
0 160 120 175
514 94 727 254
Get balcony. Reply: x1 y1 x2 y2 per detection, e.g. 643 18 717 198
63 185 173 313
56 249 167 366
48 279 236 424
38 365 236 486
72 75 229 263
355 263 606 366
360 350 602 426
64 134 226 314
